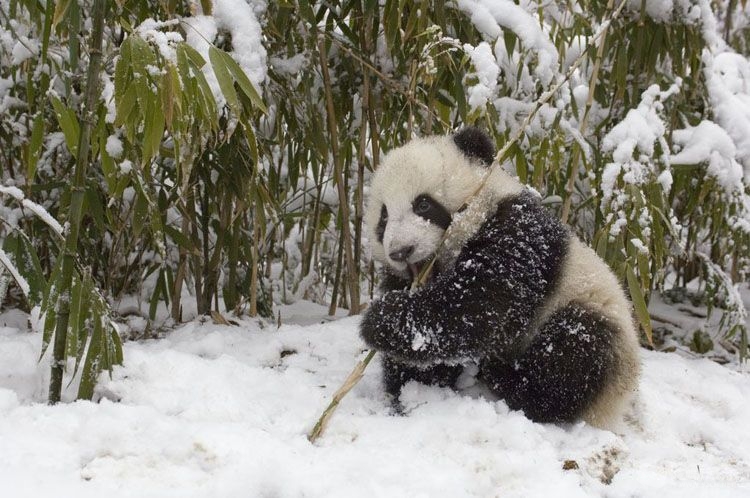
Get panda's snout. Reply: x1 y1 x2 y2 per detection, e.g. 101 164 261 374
389 245 415 262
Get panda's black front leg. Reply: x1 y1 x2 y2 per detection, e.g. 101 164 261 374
360 280 501 363
381 354 464 412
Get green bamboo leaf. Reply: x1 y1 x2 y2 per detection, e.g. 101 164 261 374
180 45 218 124
70 272 94 381
65 274 84 359
39 254 65 360
84 186 107 232
110 324 124 366
242 120 259 165
164 225 193 251
77 314 103 400
114 38 132 103
209 46 240 114
142 94 165 163
161 64 181 128
114 84 139 131
149 268 167 320
131 188 148 237
49 95 80 157
297 0 316 25
626 265 653 346
215 48 266 113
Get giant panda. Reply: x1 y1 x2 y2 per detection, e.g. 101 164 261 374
360 127 640 428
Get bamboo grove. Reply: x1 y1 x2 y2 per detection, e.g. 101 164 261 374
0 0 748 401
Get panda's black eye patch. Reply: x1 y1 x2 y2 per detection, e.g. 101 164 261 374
412 194 451 230
376 204 388 243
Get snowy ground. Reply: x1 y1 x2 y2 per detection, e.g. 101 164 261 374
1 301 750 498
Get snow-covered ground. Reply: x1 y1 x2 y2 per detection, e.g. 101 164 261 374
1 301 749 498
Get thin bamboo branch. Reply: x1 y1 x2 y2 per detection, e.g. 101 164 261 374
307 350 376 443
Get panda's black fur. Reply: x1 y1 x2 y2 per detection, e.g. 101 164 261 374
360 128 640 426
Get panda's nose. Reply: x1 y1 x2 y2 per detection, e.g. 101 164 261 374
389 245 414 262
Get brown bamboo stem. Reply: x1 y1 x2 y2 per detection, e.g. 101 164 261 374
317 36 359 315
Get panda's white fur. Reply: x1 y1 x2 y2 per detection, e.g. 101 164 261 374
363 131 640 428
366 136 523 276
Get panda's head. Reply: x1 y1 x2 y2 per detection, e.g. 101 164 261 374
365 127 497 280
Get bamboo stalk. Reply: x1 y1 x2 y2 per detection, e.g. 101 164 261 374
249 203 259 317
307 350 376 443
171 209 190 323
328 227 344 316
48 0 107 404
317 36 360 315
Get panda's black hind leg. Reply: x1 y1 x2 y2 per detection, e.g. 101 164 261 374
381 355 464 413
481 303 618 423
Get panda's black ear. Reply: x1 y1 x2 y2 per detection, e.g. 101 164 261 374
453 127 495 167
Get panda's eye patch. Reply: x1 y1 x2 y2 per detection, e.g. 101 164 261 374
415 198 431 214
412 194 451 230
376 204 388 243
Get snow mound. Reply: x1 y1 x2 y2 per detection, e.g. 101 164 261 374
1 304 750 497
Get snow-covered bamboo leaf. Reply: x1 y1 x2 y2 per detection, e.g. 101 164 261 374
215 47 267 113
209 46 240 115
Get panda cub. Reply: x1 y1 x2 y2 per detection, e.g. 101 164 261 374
360 128 640 427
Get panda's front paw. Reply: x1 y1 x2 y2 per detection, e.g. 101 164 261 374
359 291 408 354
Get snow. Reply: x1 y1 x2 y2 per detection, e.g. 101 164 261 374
10 36 37 65
2 302 750 497
704 51 750 176
463 42 500 112
105 135 124 159
455 0 559 85
670 120 745 191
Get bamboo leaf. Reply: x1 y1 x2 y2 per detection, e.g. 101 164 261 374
626 264 653 346
50 95 80 157
77 314 103 400
142 94 165 163
70 271 94 381
215 48 267 113
52 0 72 29
65 274 84 359
209 46 240 114
39 254 65 360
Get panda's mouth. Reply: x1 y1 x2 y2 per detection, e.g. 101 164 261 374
407 259 434 283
